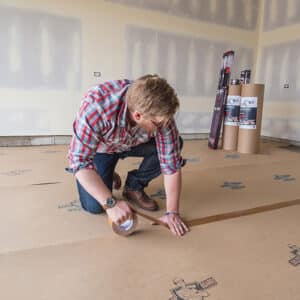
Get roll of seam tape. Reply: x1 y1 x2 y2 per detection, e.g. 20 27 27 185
237 84 265 154
108 214 138 237
222 84 242 151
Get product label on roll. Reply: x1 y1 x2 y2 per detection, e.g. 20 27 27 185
239 97 257 129
224 95 241 126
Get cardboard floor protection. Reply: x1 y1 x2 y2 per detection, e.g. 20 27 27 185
1 140 300 299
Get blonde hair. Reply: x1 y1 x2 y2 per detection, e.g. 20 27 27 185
126 74 179 119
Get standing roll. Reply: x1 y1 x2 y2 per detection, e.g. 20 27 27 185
222 82 241 151
237 84 265 154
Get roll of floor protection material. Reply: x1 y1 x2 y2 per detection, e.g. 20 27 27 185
237 84 265 154
222 83 242 151
109 214 138 237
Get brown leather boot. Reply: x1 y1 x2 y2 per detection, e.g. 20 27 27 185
112 172 122 190
122 188 159 211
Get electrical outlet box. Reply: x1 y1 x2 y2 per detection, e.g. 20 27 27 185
94 72 101 77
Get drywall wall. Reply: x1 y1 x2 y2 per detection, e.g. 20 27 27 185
125 23 254 133
125 25 254 98
0 0 259 136
0 6 81 90
0 2 84 135
107 0 259 30
256 0 300 141
263 0 300 31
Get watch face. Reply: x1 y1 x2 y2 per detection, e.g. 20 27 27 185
106 197 116 208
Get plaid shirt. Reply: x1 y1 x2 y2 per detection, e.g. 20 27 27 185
68 79 182 175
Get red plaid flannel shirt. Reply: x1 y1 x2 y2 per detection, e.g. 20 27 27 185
68 79 182 175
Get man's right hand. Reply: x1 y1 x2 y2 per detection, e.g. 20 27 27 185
106 200 132 225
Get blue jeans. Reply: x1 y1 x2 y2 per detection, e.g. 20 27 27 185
75 137 183 214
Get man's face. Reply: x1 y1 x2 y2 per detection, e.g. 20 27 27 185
132 111 167 133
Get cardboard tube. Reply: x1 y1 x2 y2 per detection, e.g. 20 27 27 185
237 84 265 154
108 214 138 237
222 84 241 151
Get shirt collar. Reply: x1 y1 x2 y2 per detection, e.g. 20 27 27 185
117 83 131 128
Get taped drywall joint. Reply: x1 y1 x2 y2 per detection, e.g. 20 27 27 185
169 277 217 299
288 245 300 267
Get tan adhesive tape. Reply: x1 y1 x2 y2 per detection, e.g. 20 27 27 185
107 198 300 236
108 213 138 237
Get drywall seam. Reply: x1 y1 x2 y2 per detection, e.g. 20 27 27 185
105 0 259 31
104 2 258 48
254 0 265 82
259 23 300 46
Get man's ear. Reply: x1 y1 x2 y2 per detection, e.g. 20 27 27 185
133 111 142 121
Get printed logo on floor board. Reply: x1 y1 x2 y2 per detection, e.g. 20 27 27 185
42 150 63 154
273 174 296 181
0 169 32 176
289 244 300 267
185 157 200 163
58 200 82 212
169 277 217 300
224 153 240 159
221 181 245 189
151 189 166 200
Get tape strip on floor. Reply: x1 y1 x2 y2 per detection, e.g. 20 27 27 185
133 198 300 229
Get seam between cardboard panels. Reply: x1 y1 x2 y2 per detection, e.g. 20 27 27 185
183 157 300 173
0 235 113 256
2 199 300 255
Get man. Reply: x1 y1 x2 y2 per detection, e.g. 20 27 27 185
68 74 189 236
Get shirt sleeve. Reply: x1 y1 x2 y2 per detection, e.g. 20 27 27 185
155 118 182 175
68 97 104 174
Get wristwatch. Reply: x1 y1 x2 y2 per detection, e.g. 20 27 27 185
103 196 117 210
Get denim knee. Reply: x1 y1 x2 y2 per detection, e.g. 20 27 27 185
82 201 105 214
76 180 105 214
179 136 184 150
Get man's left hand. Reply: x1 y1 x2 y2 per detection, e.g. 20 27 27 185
158 213 190 237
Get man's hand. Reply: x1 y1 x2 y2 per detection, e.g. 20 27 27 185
158 213 190 237
106 200 132 225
